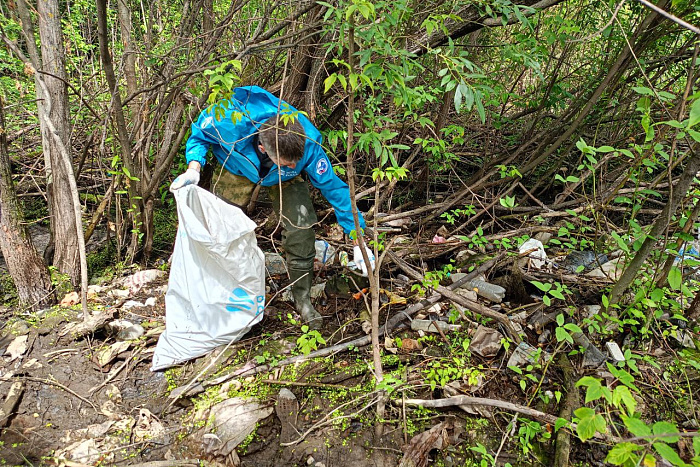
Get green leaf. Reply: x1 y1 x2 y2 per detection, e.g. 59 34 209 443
555 327 572 344
668 266 682 290
554 417 569 432
564 323 583 334
622 414 651 437
574 407 606 442
605 442 642 465
531 281 552 292
613 386 637 415
556 313 564 326
475 90 485 123
633 86 655 96
323 74 337 93
653 442 686 466
550 289 565 300
688 98 700 129
652 421 680 443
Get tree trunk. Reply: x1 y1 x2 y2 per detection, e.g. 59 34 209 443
0 96 55 310
36 0 81 285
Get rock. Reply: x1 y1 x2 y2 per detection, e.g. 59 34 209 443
5 335 28 362
265 252 287 276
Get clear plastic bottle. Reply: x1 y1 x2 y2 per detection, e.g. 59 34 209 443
411 319 461 333
463 279 506 303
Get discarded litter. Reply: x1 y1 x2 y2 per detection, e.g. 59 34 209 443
314 239 336 266
560 250 608 273
586 257 625 281
411 319 461 333
507 341 548 368
519 238 547 269
469 326 503 358
605 341 625 363
450 273 505 303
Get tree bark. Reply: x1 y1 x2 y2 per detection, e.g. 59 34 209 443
0 96 55 310
36 0 81 284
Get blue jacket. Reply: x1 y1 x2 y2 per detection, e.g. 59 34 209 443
185 86 365 234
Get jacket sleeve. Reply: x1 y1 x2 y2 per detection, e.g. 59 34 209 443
185 111 217 166
303 143 366 235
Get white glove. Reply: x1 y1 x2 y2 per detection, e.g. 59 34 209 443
353 245 375 277
169 168 200 192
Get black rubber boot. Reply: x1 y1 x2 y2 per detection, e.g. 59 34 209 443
289 268 322 330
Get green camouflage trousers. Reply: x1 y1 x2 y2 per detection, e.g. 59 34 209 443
211 166 317 271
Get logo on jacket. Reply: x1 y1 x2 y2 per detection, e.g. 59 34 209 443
316 158 329 175
226 288 265 315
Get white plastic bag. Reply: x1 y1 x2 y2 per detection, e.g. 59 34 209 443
151 185 265 371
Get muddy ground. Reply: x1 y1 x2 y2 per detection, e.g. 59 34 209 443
0 265 613 467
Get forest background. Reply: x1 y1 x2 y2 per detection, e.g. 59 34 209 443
1 0 700 465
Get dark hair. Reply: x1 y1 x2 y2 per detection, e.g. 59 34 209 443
258 115 306 162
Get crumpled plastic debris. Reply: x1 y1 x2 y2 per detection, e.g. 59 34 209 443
121 269 166 294
519 238 547 269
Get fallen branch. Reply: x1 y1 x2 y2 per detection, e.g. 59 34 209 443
401 395 559 425
553 354 578 467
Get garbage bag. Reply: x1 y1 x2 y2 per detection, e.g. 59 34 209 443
152 185 265 371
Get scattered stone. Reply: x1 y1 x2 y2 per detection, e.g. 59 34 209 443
94 341 131 367
265 252 287 276
5 335 28 362
145 297 157 307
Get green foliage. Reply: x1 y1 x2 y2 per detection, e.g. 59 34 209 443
296 325 327 355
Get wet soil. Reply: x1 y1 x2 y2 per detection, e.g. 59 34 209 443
0 271 589 467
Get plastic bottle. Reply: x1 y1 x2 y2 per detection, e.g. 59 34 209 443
410 319 461 333
463 279 506 303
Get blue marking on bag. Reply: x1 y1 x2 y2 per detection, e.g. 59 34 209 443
226 287 266 314
226 288 255 312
